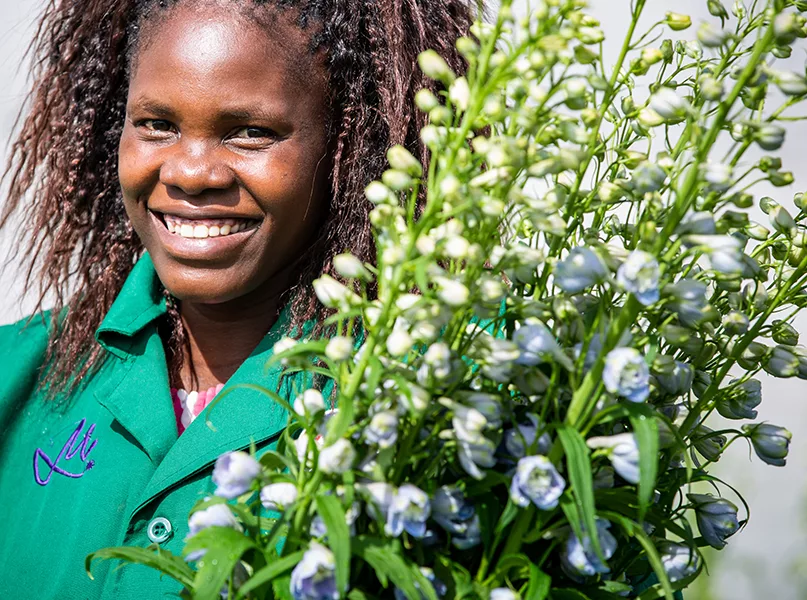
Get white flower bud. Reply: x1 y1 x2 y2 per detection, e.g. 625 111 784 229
325 336 354 362
449 77 471 112
415 89 439 112
436 277 470 307
770 205 796 235
333 253 371 281
697 22 729 47
418 50 456 83
387 145 422 177
382 169 414 191
365 181 393 205
313 275 358 309
294 389 327 416
775 71 807 96
665 12 692 31
649 87 689 120
386 328 413 357
443 235 470 259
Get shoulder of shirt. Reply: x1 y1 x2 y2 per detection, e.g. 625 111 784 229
0 311 54 424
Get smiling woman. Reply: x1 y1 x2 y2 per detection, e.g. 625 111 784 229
0 0 476 597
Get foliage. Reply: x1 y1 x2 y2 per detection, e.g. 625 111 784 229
89 1 807 598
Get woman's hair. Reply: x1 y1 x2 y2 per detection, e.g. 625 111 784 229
2 0 477 393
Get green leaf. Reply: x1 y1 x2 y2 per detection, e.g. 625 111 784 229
494 499 520 537
86 545 194 587
272 574 295 600
557 425 604 562
624 403 660 521
524 563 551 600
316 495 352 594
353 537 432 600
184 527 257 600
235 551 304 600
603 512 674 600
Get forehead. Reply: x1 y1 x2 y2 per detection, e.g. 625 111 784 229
129 3 328 112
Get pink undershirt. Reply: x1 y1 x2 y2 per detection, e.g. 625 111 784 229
171 384 225 435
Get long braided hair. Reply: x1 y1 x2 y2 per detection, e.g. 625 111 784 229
1 0 477 394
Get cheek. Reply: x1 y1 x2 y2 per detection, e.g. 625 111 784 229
118 129 159 208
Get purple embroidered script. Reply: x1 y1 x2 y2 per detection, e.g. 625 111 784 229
33 418 98 486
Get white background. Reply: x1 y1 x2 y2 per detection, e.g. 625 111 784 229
0 1 805 597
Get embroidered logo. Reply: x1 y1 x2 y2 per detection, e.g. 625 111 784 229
33 418 98 486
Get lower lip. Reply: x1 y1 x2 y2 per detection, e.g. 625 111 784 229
149 210 258 261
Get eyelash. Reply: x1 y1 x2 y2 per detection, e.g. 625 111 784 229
134 120 278 145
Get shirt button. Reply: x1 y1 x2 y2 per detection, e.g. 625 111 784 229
147 517 173 544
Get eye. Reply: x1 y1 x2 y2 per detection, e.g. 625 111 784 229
229 126 278 145
135 119 176 136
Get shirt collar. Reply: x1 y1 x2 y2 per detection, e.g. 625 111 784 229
95 253 167 358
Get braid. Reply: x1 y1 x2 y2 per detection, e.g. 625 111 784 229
2 0 479 395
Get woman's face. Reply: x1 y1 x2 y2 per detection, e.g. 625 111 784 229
119 4 330 305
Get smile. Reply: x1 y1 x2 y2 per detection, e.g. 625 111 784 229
155 212 260 239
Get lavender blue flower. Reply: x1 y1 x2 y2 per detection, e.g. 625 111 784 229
504 414 552 458
587 433 640 484
658 541 699 582
560 518 618 578
432 486 481 549
185 503 243 562
386 484 431 538
742 423 792 466
603 348 650 402
688 493 740 549
616 250 660 306
665 279 708 327
509 455 566 510
554 247 609 294
212 451 261 499
364 411 399 448
318 439 356 474
290 543 339 600
360 482 395 523
260 483 299 511
512 321 572 370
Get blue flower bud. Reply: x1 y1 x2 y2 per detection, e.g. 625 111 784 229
509 455 566 510
658 542 699 582
386 484 431 538
587 433 640 484
290 543 340 600
693 425 727 462
561 518 618 578
688 493 740 549
743 423 792 466
654 360 694 397
554 247 609 294
716 379 762 420
603 348 651 403
764 345 800 378
631 163 667 194
212 451 261 499
665 279 708 327
616 251 660 306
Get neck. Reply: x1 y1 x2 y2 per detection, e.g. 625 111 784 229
174 278 293 391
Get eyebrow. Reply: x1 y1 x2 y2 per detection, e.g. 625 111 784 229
128 97 288 124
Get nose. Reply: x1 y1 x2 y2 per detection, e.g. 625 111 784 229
159 140 235 196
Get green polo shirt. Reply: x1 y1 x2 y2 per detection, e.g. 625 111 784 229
0 254 299 599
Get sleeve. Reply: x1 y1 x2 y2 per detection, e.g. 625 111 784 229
0 313 52 431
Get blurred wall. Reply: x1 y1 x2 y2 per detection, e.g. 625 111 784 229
0 1 805 598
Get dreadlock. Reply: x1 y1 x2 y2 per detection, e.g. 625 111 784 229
1 0 477 394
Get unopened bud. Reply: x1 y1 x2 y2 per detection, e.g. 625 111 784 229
665 12 692 31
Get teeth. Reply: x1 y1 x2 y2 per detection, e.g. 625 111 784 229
160 214 254 239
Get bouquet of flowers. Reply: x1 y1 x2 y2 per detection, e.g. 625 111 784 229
89 0 807 598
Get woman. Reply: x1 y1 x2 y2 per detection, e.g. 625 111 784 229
0 0 474 596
